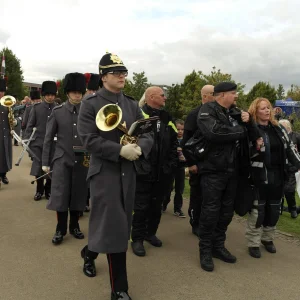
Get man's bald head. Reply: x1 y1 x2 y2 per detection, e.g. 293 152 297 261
201 85 214 104
145 86 166 109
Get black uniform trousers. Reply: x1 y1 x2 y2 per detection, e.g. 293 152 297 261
163 167 185 211
36 177 51 195
284 172 297 212
188 173 202 228
86 249 128 292
132 174 170 242
56 211 81 235
199 172 237 252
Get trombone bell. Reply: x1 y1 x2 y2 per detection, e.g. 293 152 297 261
96 104 123 131
0 95 16 107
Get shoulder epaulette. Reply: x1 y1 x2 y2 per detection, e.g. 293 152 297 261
33 102 41 106
53 105 63 110
84 93 97 101
123 93 135 101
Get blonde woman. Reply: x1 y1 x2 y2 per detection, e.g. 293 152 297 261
246 98 300 258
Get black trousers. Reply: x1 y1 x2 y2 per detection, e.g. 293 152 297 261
163 167 185 211
199 172 236 252
131 175 169 241
56 210 81 235
86 249 128 292
188 173 202 228
0 172 6 177
284 172 297 212
36 177 51 194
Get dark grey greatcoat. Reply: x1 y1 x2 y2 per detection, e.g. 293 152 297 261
78 88 153 254
25 101 56 177
0 105 12 173
42 101 88 212
21 105 32 130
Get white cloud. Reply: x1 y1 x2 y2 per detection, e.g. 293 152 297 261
0 0 299 91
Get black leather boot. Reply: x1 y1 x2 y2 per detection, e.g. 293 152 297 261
145 235 162 247
70 228 84 239
131 241 146 257
212 247 237 263
200 251 214 272
80 245 96 277
34 192 43 201
248 247 261 258
111 291 132 300
1 176 9 184
261 241 276 253
52 231 64 245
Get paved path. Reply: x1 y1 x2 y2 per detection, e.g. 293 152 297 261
1 147 300 300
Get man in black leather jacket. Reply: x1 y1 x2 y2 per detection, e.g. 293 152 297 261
131 86 178 257
197 82 260 272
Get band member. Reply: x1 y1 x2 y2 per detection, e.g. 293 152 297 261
131 86 178 257
42 73 88 245
12 96 22 146
25 83 57 200
22 91 40 131
182 85 214 237
0 78 12 187
85 73 100 95
78 53 153 300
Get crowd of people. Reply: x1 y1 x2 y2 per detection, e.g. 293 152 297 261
1 52 300 300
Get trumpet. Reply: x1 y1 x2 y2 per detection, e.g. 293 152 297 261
96 104 137 145
0 95 17 133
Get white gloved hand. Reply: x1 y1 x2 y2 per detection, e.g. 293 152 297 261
13 119 17 126
42 166 50 173
120 144 142 161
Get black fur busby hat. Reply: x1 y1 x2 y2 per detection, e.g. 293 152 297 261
0 78 6 92
99 53 127 76
30 90 41 100
63 73 86 94
41 81 57 96
87 73 100 91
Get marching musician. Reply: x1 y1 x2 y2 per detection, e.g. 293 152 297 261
78 53 153 300
25 83 57 200
21 91 40 131
42 73 88 245
0 78 12 186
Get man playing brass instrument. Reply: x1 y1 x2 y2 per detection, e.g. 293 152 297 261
0 78 12 187
78 53 153 300
42 73 89 245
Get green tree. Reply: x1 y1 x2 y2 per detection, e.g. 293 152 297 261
247 81 277 105
287 85 300 101
165 83 182 119
123 78 133 96
276 84 285 100
127 71 150 101
179 70 206 118
0 47 26 99
56 78 67 102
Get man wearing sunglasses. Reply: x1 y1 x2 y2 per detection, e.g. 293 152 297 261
78 52 153 300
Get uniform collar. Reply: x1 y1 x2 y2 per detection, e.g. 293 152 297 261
98 87 124 104
65 100 81 113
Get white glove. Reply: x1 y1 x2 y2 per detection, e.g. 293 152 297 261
120 144 142 161
42 166 50 173
13 119 17 126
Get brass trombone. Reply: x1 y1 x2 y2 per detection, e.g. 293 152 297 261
0 95 17 132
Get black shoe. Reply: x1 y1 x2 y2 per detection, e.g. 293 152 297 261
45 193 51 200
1 176 9 184
70 228 84 239
131 241 146 257
84 206 90 212
192 226 200 237
111 291 132 300
81 246 96 277
34 192 43 201
212 247 237 263
145 235 162 247
248 247 261 258
291 210 298 219
200 252 214 272
261 241 276 253
79 211 83 217
52 231 64 245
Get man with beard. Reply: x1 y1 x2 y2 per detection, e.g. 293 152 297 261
42 73 89 245
25 82 57 200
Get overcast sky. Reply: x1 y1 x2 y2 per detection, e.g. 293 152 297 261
0 0 299 91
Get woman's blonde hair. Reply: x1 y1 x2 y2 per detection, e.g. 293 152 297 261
248 97 278 126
